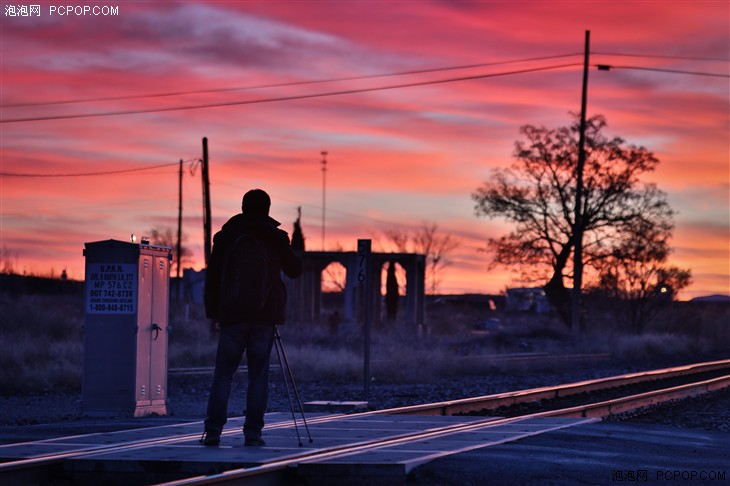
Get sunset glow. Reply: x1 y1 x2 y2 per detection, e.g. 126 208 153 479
1 1 728 299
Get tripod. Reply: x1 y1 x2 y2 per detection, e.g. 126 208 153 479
273 325 313 446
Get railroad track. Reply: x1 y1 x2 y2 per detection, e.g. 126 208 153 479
168 352 612 376
2 359 729 486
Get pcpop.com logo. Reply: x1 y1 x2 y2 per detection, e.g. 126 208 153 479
49 5 120 16
4 4 120 17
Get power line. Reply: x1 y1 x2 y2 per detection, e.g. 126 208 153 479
0 63 581 124
4 51 721 110
213 178 441 232
595 64 730 78
593 51 729 63
0 161 181 178
1 53 581 109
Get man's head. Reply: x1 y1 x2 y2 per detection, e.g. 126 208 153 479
241 189 271 217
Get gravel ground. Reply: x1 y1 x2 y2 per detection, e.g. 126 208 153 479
1 356 728 432
604 386 730 432
3 356 726 486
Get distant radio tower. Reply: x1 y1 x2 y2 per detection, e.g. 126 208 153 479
321 150 328 250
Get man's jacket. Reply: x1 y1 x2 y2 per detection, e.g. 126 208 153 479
204 213 302 325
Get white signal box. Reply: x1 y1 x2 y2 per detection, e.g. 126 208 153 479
83 239 171 417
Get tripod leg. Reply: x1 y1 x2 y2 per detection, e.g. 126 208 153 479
274 332 303 447
274 326 313 443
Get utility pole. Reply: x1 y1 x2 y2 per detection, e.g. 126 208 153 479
571 30 590 333
321 150 328 250
202 137 212 266
358 239 372 404
176 158 183 300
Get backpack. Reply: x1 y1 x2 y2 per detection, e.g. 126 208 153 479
219 232 273 320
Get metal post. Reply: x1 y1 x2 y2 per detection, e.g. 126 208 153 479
202 137 212 266
357 239 372 403
572 30 590 333
321 150 328 250
176 159 183 300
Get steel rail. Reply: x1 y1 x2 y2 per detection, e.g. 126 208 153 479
167 352 613 376
154 373 730 486
0 412 346 484
154 415 601 486
4 359 728 468
375 358 730 416
552 373 730 418
3 359 728 483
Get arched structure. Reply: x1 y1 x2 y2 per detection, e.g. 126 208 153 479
285 251 425 332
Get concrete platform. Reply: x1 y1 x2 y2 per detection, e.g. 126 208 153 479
1 412 593 485
296 415 597 485
8 414 724 486
409 422 730 486
304 400 370 413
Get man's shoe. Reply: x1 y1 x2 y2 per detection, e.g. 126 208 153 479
244 436 266 447
200 431 221 446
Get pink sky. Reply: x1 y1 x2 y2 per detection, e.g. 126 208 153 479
1 1 728 299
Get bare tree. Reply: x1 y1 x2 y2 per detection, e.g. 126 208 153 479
150 227 193 268
588 229 691 333
322 242 346 292
322 263 347 293
473 114 686 327
414 223 460 295
384 222 460 295
383 228 409 253
1 246 18 275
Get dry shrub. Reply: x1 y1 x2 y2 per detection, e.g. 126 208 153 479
272 323 367 382
652 302 730 353
372 341 451 383
280 345 361 382
3 294 727 395
699 318 730 353
606 332 703 360
0 295 83 392
425 298 493 336
168 336 218 368
168 305 218 367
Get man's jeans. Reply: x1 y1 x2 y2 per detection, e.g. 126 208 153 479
204 323 275 439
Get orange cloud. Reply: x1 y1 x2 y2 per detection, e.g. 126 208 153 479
1 1 727 299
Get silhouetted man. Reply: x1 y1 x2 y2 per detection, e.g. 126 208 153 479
201 189 302 446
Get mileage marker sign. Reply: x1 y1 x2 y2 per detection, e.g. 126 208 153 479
86 263 137 314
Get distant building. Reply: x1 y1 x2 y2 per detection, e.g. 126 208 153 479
181 268 205 304
179 251 426 331
690 294 730 303
505 287 551 313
